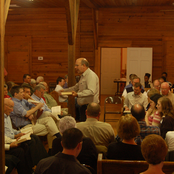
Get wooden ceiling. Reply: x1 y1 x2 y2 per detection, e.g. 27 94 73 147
9 0 174 9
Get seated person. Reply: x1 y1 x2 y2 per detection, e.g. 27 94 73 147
35 128 91 174
40 82 58 109
55 77 68 102
107 114 144 160
30 78 36 89
63 74 68 89
4 98 48 173
36 76 44 84
52 116 98 171
143 73 152 88
23 85 33 100
22 74 34 94
4 84 11 99
6 81 15 97
124 82 148 111
140 134 168 174
9 86 60 151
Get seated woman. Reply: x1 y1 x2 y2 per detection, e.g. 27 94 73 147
157 97 174 139
4 84 11 99
145 93 162 127
140 134 168 174
107 115 144 160
143 73 152 88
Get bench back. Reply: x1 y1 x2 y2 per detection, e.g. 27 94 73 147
97 154 174 174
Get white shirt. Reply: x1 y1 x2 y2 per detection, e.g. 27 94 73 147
55 84 68 102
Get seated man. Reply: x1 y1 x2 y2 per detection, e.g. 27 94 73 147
124 82 148 111
23 85 33 100
63 75 68 89
55 77 68 102
122 76 146 98
51 116 98 171
131 103 160 145
35 128 91 174
22 74 34 94
4 98 48 173
153 79 161 91
40 82 58 109
10 86 60 151
31 84 52 112
76 102 115 153
36 76 44 84
161 82 174 106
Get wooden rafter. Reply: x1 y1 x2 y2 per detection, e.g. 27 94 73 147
4 0 11 24
81 0 99 9
0 0 5 173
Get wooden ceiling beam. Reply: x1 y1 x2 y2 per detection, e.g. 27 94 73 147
0 0 5 173
81 0 99 9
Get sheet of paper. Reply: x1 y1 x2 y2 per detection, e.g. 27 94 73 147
28 99 40 104
51 106 61 115
61 92 72 95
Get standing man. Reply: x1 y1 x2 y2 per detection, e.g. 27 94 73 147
61 58 99 121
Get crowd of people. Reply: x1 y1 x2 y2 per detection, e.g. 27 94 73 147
3 58 174 174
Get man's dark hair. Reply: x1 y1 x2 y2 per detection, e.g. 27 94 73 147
162 72 167 77
134 82 142 88
10 86 23 97
22 85 31 91
87 102 100 117
23 74 31 81
56 77 64 84
131 104 145 121
61 128 83 149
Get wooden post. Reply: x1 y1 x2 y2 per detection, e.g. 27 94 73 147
63 0 80 117
0 0 5 173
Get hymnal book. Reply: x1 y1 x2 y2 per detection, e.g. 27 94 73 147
17 127 33 144
28 99 40 104
51 106 61 115
61 92 72 95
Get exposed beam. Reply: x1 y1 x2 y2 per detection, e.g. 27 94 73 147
81 0 99 9
92 9 98 49
4 0 11 24
0 0 5 173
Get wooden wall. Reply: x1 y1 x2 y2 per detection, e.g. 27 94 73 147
4 6 174 84
5 7 94 84
98 6 174 83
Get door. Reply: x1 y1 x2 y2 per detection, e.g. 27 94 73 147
101 48 121 95
127 47 152 85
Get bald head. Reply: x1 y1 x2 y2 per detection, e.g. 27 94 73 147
131 104 145 121
75 58 89 74
86 102 100 118
4 98 14 116
39 82 48 92
161 82 170 96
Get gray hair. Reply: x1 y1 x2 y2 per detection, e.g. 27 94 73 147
59 116 76 134
30 79 36 84
34 84 45 92
36 76 44 83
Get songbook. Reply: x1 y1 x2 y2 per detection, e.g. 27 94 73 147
51 106 61 115
28 99 40 104
61 92 72 95
17 127 33 144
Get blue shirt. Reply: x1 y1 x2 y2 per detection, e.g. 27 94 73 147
10 97 34 128
4 113 20 138
31 94 51 112
135 121 160 145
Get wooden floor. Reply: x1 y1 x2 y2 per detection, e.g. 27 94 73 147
99 95 122 135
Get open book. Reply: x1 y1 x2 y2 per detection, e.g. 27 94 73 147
17 127 33 144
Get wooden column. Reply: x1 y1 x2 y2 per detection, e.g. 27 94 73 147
63 0 80 117
0 0 5 173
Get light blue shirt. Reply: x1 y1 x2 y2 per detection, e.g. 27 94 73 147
31 93 51 112
4 113 20 139
10 97 34 128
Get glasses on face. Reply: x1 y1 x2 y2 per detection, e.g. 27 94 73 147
161 88 168 91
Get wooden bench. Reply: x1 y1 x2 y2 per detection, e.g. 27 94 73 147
97 154 174 174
